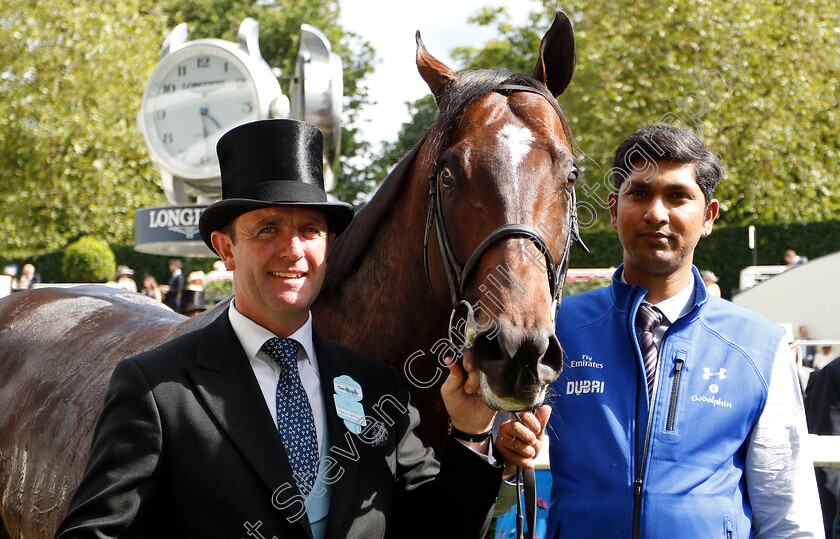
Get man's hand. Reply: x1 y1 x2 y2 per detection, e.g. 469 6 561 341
495 405 551 477
440 353 496 453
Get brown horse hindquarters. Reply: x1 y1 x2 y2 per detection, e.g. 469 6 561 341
0 286 197 537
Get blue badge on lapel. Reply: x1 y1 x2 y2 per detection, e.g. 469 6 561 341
333 375 366 434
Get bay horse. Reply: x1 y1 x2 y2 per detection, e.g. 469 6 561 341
314 11 585 450
0 11 582 538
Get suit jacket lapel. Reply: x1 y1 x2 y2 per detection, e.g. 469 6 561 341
188 310 313 536
314 332 361 535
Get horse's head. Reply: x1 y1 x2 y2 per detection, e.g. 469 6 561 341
417 12 585 412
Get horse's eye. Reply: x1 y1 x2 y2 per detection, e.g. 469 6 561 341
567 167 579 184
439 166 455 189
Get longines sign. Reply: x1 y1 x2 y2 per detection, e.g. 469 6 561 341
134 205 214 257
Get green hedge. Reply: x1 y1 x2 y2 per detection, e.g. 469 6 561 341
2 220 838 298
62 236 116 283
0 245 220 290
573 221 840 298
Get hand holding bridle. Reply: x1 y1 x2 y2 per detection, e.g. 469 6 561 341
440 351 497 453
496 405 552 478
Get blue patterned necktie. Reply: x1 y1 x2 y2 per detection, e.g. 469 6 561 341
636 304 663 399
262 337 319 498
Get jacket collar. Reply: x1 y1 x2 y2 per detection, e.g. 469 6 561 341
190 311 314 538
610 264 709 322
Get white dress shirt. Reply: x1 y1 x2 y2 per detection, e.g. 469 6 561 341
228 300 326 453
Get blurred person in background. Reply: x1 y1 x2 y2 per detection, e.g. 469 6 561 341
115 266 137 292
17 263 40 289
141 275 163 302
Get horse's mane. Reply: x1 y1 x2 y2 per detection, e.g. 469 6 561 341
323 68 574 291
322 137 427 292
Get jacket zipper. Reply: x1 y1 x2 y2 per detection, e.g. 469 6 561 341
633 344 659 539
633 314 674 539
665 358 684 431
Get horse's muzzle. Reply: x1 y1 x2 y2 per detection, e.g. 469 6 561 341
468 322 563 411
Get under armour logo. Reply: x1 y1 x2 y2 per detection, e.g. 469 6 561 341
703 368 727 380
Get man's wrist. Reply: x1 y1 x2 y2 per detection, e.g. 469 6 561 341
449 423 493 442
459 437 492 455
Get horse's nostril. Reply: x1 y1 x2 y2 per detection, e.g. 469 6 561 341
470 330 507 376
543 334 564 373
470 325 557 376
469 325 562 409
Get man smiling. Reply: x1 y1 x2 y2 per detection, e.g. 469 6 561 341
545 125 822 538
56 119 518 538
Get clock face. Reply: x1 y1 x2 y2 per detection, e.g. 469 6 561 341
142 44 260 179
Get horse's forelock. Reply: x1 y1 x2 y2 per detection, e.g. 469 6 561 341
426 69 576 160
322 68 576 292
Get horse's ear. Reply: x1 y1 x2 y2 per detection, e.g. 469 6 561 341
416 31 459 106
533 11 575 98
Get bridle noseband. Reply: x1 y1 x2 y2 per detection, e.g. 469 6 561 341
422 84 589 319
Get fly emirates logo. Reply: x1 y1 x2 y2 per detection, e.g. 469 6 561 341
566 354 605 395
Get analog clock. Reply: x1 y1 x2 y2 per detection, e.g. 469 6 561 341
139 19 287 203
141 44 260 180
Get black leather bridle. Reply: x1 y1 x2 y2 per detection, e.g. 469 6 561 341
422 84 588 317
421 83 588 539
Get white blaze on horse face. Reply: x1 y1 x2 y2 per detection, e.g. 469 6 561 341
496 124 536 197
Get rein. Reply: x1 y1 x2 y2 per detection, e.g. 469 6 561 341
422 83 588 539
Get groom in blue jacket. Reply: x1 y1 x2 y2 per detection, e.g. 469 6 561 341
546 125 822 538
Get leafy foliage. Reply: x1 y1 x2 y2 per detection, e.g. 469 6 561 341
0 0 168 254
390 0 840 229
204 278 234 305
364 95 439 201
0 0 376 256
62 236 117 283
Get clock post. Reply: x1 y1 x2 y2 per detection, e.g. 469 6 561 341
135 18 343 257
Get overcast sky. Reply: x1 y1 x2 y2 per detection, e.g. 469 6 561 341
338 0 539 149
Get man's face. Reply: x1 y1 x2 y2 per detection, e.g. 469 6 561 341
609 161 718 282
211 206 333 334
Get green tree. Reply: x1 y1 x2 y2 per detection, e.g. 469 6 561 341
364 94 439 202
0 0 376 256
393 0 840 229
0 0 169 255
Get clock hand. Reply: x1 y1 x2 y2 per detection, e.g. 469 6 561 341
199 107 211 160
200 112 209 139
199 105 222 133
205 112 222 130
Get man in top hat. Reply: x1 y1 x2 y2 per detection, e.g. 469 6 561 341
178 289 207 317
57 119 524 538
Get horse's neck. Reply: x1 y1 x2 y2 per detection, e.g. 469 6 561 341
314 168 448 363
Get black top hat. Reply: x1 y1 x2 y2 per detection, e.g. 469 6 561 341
179 289 206 315
198 119 354 253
